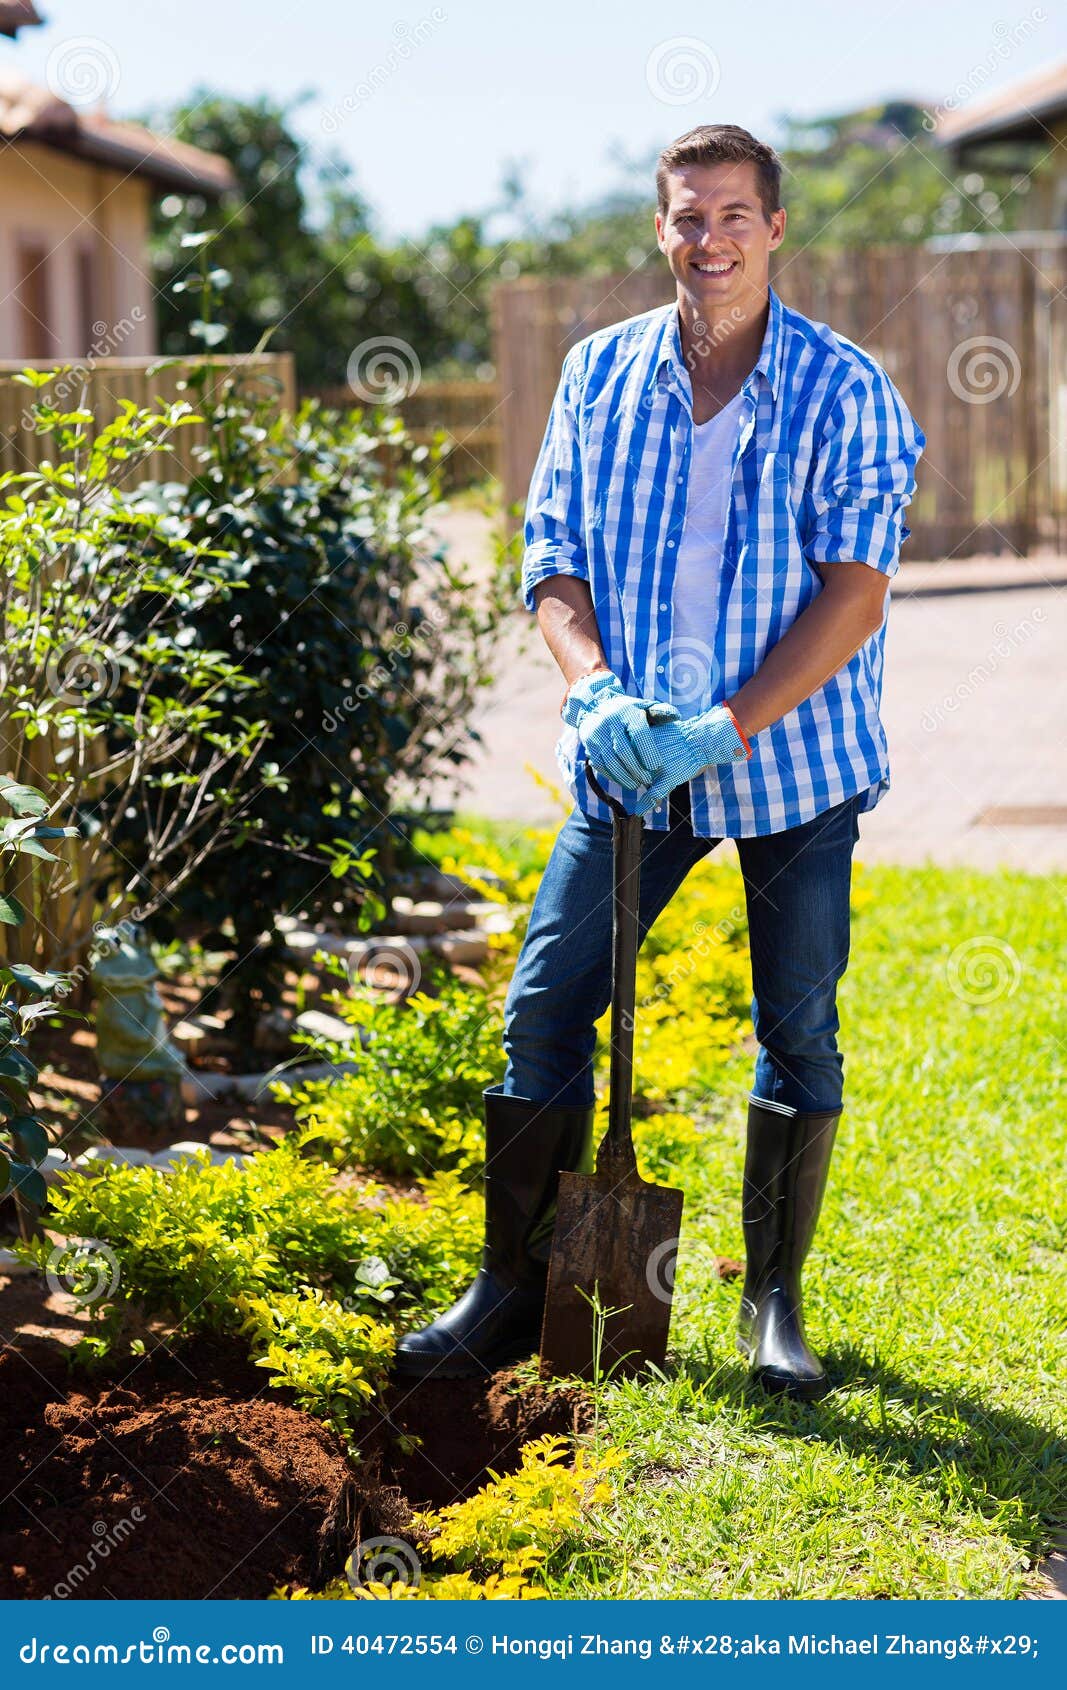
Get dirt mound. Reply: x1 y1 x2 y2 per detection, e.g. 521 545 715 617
0 1335 592 1600
0 1340 375 1599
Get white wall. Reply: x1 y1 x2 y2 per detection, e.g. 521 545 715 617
0 140 157 359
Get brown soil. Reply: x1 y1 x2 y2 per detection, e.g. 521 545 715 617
367 1369 592 1510
0 1331 590 1601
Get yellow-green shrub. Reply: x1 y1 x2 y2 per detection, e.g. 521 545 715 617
284 978 501 1178
25 1145 482 1345
237 1288 396 1443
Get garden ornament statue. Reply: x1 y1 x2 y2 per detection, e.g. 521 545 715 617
92 925 187 1135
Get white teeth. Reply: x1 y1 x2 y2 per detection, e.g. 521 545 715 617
695 262 733 274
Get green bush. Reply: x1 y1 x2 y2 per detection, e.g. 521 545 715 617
22 1139 482 1334
113 236 513 1031
0 381 267 971
284 971 503 1178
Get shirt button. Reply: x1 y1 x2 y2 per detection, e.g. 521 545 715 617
659 602 668 611
656 664 665 673
666 539 676 548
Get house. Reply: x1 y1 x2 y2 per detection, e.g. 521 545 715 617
0 63 235 359
936 58 1067 232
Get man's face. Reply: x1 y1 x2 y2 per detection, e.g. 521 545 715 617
655 161 786 316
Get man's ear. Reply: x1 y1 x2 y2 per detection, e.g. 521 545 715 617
654 209 666 253
769 207 787 251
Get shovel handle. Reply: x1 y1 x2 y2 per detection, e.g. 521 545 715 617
586 767 643 1180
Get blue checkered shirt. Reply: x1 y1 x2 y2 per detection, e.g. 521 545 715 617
522 286 925 836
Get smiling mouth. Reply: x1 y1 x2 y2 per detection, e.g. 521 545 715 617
692 259 738 277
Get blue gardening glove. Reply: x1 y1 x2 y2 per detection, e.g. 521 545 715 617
562 670 679 789
633 703 751 814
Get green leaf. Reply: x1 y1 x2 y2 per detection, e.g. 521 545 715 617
9 1115 48 1164
20 999 62 1022
6 1162 46 1207
0 892 26 925
0 1048 37 1083
14 840 57 861
0 781 47 817
7 963 62 995
190 320 228 348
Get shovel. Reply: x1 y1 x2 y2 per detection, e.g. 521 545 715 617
539 768 684 1382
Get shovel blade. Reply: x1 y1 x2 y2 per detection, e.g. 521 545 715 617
539 1169 684 1382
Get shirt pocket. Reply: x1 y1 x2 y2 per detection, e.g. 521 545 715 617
746 449 809 572
723 452 820 664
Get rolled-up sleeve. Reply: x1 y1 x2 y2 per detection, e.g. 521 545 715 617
520 347 589 612
803 366 925 579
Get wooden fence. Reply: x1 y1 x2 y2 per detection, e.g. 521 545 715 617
491 244 1067 560
0 352 297 483
309 377 500 489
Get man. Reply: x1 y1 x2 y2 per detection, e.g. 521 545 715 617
396 124 924 1399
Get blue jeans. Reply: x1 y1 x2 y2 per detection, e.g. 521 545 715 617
502 787 863 1115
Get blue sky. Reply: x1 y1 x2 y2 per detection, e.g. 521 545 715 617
6 0 1064 238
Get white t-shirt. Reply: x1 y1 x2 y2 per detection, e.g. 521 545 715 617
669 391 746 712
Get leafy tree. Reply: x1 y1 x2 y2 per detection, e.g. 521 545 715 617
772 101 1029 249
148 92 356 386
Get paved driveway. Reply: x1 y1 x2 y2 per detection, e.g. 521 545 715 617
429 507 1067 872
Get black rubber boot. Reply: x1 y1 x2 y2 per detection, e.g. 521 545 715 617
736 1095 842 1401
392 1084 595 1380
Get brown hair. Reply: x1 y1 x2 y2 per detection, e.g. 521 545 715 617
656 125 782 222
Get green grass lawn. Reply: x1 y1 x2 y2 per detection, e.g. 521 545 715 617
550 859 1067 1598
